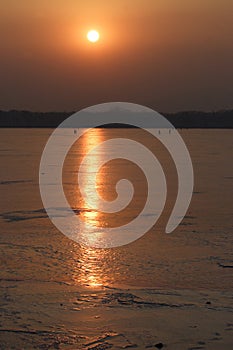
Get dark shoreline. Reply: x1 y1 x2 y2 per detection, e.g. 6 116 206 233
0 110 233 128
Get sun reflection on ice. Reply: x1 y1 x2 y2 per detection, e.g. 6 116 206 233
78 129 104 227
77 245 105 287
67 129 116 286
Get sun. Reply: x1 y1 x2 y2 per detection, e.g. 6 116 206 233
87 30 100 43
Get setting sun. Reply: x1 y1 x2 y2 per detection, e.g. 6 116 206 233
87 30 100 43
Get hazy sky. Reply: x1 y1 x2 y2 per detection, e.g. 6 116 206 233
1 0 233 112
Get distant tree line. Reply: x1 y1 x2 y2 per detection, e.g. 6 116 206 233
0 109 232 128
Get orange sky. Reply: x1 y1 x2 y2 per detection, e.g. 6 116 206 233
0 0 232 112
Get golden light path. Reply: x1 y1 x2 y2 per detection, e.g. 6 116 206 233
73 129 105 287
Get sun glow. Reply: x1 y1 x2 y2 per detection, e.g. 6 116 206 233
87 30 100 43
